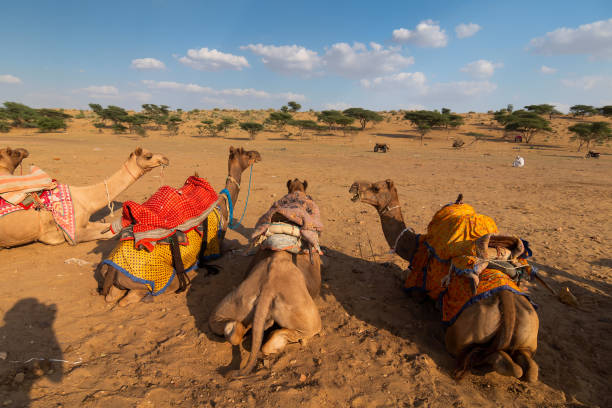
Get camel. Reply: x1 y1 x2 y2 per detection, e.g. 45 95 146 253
100 146 262 306
0 147 169 248
209 179 322 376
0 147 29 175
349 180 539 382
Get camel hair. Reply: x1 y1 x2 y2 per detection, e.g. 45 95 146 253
349 179 539 382
0 147 29 175
0 147 169 248
100 146 262 307
209 178 322 376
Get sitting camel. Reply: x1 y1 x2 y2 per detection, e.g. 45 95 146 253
209 179 322 376
349 180 539 382
0 147 169 248
99 146 262 306
0 147 29 175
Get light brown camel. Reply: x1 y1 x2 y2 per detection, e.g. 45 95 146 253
100 146 262 306
0 147 29 175
209 179 322 376
0 147 169 248
349 180 539 382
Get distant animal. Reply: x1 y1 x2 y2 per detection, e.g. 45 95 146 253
585 151 600 159
514 135 523 143
374 143 389 153
452 139 465 149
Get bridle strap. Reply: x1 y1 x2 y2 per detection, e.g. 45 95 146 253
124 162 143 181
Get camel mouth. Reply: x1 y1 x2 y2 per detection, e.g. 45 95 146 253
351 192 360 202
349 183 361 202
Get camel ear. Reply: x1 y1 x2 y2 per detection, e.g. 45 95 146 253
287 179 292 191
385 179 394 189
6 147 12 155
303 180 308 191
134 147 143 156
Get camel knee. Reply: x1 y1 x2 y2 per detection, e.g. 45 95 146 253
223 321 249 346
105 286 125 303
118 290 147 307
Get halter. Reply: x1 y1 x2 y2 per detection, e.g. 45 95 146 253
123 162 143 181
226 175 240 189
379 204 400 215
220 164 254 230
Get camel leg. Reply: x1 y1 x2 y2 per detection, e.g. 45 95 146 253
262 302 321 355
481 350 523 378
224 321 249 346
513 349 539 382
77 222 114 242
105 286 126 304
118 289 149 307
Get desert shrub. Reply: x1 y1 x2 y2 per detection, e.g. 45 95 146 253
37 117 67 132
75 110 86 119
240 122 264 139
287 101 301 112
111 123 127 134
343 108 383 130
0 121 10 133
93 123 105 133
268 112 293 130
167 115 182 135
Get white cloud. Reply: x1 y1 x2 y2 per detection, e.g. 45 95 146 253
549 102 570 114
79 85 119 97
179 47 249 71
322 102 351 111
460 60 503 79
455 23 481 39
240 44 321 75
528 18 612 58
142 80 304 100
323 42 414 78
428 80 497 98
540 65 557 74
561 75 612 91
392 20 448 47
0 74 22 84
131 58 166 70
360 72 427 90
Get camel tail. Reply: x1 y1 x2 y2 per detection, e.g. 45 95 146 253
455 194 463 204
241 267 275 375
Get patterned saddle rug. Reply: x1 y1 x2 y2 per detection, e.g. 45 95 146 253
404 202 536 325
0 184 77 244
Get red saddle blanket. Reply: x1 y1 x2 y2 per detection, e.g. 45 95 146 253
111 176 218 251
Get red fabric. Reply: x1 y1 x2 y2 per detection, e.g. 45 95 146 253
120 176 218 246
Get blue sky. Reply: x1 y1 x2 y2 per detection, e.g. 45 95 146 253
1 0 611 112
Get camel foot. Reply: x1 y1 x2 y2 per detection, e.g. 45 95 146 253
105 286 125 304
118 290 147 307
514 350 539 382
224 322 248 346
487 351 523 379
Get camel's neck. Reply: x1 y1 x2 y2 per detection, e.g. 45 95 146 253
0 164 14 175
376 201 419 262
218 162 245 229
71 160 145 214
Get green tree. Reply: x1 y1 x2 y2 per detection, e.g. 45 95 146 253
0 121 11 133
217 117 237 134
524 104 561 119
316 110 353 131
600 105 612 117
507 104 514 113
268 112 293 130
441 107 451 115
289 119 320 138
166 115 182 135
240 122 264 139
36 117 67 133
342 108 383 130
441 112 464 137
287 101 301 112
503 110 552 143
404 110 444 144
280 105 289 113
1 102 39 127
569 122 612 151
197 119 218 137
570 105 597 118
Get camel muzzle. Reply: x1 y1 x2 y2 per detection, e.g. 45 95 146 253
349 183 361 202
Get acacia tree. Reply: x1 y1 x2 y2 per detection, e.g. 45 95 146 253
569 122 611 151
503 110 552 143
217 116 237 134
404 110 444 144
600 105 612 117
289 119 320 139
570 105 597 118
441 112 464 137
525 104 561 120
287 101 301 112
240 122 264 139
343 108 383 130
268 112 293 130
317 110 353 131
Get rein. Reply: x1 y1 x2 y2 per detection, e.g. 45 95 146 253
221 164 253 230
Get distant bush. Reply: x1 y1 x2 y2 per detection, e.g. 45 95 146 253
36 117 67 132
111 123 127 134
0 121 10 133
240 122 264 139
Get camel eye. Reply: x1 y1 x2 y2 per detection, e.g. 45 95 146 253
144 153 152 159
372 186 379 193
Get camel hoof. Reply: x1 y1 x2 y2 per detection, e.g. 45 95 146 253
104 286 124 304
118 291 145 307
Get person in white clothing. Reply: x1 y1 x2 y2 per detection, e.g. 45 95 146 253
512 155 525 167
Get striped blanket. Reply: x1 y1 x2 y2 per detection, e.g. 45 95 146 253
0 166 56 204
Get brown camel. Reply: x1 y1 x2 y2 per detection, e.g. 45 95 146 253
209 179 322 376
0 147 29 175
100 146 262 306
0 147 169 248
349 180 539 382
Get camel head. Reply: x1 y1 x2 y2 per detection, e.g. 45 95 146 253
0 147 29 173
128 147 170 173
287 178 308 193
349 179 399 212
228 146 261 173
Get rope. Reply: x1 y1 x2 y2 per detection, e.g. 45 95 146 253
104 179 114 215
228 164 253 230
219 188 234 227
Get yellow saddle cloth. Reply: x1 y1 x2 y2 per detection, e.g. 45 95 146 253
103 208 222 295
404 203 534 325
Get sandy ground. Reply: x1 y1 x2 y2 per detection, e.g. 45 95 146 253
0 112 611 407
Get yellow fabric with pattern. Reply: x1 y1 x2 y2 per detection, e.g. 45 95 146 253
107 229 202 295
200 208 221 261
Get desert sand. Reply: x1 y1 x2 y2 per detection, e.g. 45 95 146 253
0 111 611 407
